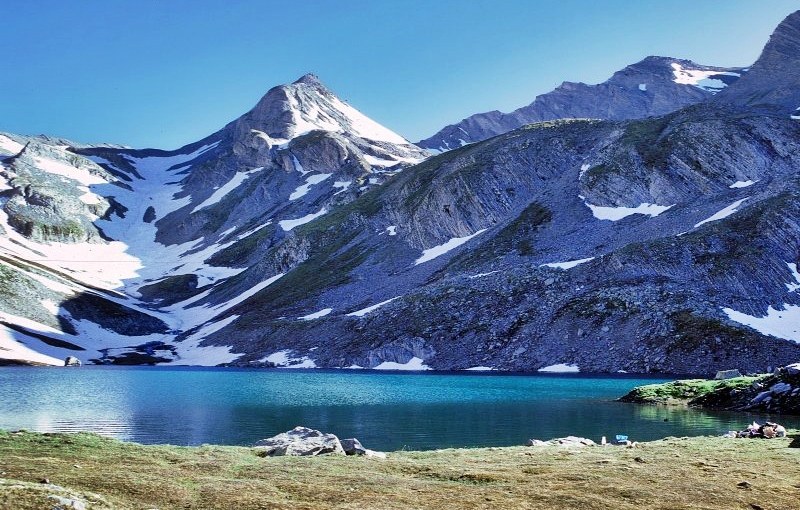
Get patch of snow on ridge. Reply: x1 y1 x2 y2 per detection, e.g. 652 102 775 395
328 96 410 145
464 366 495 371
584 200 673 221
298 308 332 321
791 106 800 121
469 270 500 279
414 229 487 265
787 263 800 292
670 63 739 93
333 180 351 195
0 324 63 366
639 83 647 91
538 363 580 373
374 357 431 370
693 198 748 229
347 297 400 317
260 349 317 368
729 180 756 189
291 155 309 175
192 167 263 213
289 173 332 200
723 305 800 343
541 257 594 270
33 156 107 186
166 315 242 366
386 226 397 236
0 134 25 155
279 208 328 231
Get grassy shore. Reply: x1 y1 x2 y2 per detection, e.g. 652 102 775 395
1 430 799 509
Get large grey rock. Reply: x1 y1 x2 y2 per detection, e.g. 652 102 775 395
340 437 387 458
64 356 82 367
253 426 345 457
715 369 742 380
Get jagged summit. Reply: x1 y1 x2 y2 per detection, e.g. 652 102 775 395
417 55 745 152
717 10 800 113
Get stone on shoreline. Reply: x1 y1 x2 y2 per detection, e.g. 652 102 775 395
252 427 386 458
253 426 344 457
526 436 596 447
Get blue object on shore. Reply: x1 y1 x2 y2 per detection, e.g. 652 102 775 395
615 435 628 442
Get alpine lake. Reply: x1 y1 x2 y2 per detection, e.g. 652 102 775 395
1 366 796 451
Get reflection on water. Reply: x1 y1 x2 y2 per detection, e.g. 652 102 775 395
1 367 797 450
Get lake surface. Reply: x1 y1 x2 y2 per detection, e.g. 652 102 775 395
1 367 795 451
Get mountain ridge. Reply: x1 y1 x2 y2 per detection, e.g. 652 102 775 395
2 11 800 373
417 56 747 152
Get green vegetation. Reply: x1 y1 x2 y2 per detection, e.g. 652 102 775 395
450 202 552 269
619 376 762 406
1 430 798 509
619 115 676 168
668 310 759 354
205 223 275 267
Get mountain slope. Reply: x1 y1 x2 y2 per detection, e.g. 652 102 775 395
0 76 426 366
3 11 800 374
417 57 745 152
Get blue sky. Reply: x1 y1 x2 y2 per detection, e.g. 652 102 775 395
1 1 797 149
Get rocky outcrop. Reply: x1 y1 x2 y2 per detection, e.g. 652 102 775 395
619 363 800 414
717 10 800 115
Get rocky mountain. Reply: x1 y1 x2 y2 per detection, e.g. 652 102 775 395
417 57 746 152
2 11 800 374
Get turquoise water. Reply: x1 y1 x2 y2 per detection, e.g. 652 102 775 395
0 367 795 450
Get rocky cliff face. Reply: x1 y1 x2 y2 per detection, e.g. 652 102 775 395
716 10 800 115
417 57 745 152
2 12 800 374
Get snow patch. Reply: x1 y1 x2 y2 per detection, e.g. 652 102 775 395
786 263 800 292
33 156 107 186
414 229 487 265
723 305 800 343
279 208 327 231
374 357 431 371
332 180 351 195
729 180 756 189
386 225 397 236
671 63 739 93
538 363 580 373
468 270 500 279
0 324 63 366
0 134 25 155
261 349 318 368
192 167 263 213
289 173 332 201
464 366 495 371
298 308 332 321
346 297 400 317
541 257 594 270
638 83 647 91
693 198 748 229
584 200 673 221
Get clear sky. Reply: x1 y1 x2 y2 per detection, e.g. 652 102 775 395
1 0 797 149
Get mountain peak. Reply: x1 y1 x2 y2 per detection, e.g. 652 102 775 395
293 73 324 87
716 9 800 112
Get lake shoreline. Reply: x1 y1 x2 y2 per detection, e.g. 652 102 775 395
1 429 798 509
